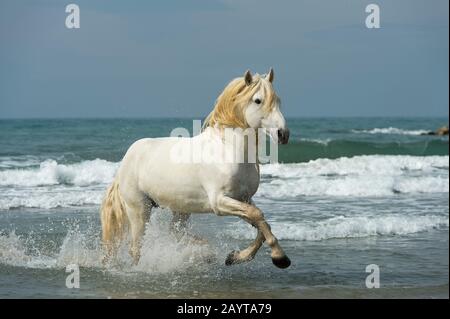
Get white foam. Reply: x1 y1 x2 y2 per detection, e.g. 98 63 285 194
0 159 118 187
227 215 449 241
0 155 448 210
300 138 331 145
0 189 103 210
352 127 430 136
259 155 449 197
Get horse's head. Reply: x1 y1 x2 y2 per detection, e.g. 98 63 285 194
204 68 289 144
242 69 289 144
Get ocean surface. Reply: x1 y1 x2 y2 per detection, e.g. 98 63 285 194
0 117 448 298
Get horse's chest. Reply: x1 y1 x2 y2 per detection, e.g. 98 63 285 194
224 165 260 202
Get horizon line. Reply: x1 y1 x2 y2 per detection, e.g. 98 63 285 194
0 115 449 120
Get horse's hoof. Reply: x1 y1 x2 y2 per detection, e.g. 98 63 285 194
225 251 239 266
272 255 291 269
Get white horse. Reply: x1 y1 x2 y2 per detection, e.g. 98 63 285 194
101 69 291 268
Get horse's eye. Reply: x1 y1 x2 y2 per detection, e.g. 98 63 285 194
255 99 262 105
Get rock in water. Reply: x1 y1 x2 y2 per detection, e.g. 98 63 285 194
420 125 449 136
435 126 449 136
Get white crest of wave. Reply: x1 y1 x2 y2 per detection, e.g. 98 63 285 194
352 127 430 135
0 155 448 209
0 190 103 210
228 215 449 241
299 138 331 145
0 159 118 187
259 155 449 197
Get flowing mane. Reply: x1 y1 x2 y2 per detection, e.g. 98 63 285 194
203 74 278 130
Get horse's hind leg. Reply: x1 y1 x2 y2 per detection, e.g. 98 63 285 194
170 212 207 244
125 197 152 264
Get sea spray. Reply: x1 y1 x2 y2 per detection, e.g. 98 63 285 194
0 210 217 274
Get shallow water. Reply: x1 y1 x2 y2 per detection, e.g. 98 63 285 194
0 193 448 298
0 118 448 298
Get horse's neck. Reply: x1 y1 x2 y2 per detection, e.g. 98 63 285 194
204 126 258 147
202 126 260 165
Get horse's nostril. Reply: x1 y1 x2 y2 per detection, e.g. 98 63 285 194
277 129 289 144
277 129 283 139
277 128 289 144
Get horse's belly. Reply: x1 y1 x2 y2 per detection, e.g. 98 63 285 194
161 197 211 213
142 164 212 213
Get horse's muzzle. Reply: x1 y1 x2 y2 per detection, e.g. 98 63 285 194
277 128 290 144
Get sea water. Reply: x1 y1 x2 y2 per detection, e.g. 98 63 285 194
0 117 448 298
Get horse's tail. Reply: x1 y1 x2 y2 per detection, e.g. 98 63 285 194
100 176 128 258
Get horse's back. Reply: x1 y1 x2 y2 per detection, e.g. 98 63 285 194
117 137 211 212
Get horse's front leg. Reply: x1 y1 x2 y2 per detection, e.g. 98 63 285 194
214 195 291 269
225 228 265 265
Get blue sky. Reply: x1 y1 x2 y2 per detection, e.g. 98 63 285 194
0 0 448 118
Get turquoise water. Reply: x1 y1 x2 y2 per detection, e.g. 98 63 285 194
0 118 448 298
0 118 447 163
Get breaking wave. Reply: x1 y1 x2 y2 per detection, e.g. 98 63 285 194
227 215 449 241
352 127 431 136
0 155 448 209
0 159 118 187
259 155 449 198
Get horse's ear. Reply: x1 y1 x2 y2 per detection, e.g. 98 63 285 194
266 68 274 83
244 70 252 85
